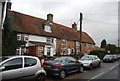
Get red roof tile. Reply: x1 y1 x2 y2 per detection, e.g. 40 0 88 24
10 10 95 44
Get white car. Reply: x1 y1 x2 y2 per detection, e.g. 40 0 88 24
0 56 46 81
78 55 101 70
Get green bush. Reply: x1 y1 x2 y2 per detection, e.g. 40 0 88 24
90 50 107 60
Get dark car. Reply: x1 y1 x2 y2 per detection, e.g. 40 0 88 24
118 54 120 59
43 56 83 79
112 55 119 61
103 55 115 63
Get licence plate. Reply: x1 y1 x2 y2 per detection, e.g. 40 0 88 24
44 65 51 68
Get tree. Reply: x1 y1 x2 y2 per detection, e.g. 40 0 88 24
100 39 107 48
105 44 117 54
90 50 107 60
2 9 18 56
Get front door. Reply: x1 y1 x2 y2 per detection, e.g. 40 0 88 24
29 46 34 56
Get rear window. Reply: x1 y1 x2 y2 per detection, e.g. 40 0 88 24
24 57 37 67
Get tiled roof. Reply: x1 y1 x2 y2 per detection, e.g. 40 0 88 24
10 10 95 44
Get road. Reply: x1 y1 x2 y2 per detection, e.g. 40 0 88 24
46 60 120 81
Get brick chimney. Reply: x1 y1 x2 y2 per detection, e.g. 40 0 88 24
47 13 53 22
72 22 77 30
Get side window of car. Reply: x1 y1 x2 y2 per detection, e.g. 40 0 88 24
2 58 22 71
24 58 37 67
67 57 76 63
92 57 95 60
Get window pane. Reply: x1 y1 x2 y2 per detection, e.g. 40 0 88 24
24 58 37 67
2 58 22 71
47 47 51 55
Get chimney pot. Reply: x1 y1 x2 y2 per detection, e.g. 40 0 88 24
72 22 77 30
47 13 53 22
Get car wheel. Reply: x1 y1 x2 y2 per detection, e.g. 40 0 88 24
112 60 114 63
59 70 66 79
78 66 84 73
89 64 93 70
98 62 101 67
36 74 45 81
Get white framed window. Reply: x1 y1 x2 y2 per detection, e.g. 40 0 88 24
44 25 52 33
76 41 80 46
17 34 21 40
84 43 88 47
38 46 43 57
47 47 51 56
61 39 67 45
61 48 66 55
16 49 20 55
46 37 53 44
24 35 28 41
76 49 80 53
21 48 24 55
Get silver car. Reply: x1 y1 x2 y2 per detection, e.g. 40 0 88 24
78 55 101 70
0 56 46 81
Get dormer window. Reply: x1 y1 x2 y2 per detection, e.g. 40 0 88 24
44 25 52 33
61 39 67 46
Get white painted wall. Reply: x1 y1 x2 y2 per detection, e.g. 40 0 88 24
29 35 46 42
28 34 56 56
17 34 57 56
53 38 56 55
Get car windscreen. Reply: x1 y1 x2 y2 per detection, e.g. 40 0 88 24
80 56 93 60
0 57 9 63
104 55 113 58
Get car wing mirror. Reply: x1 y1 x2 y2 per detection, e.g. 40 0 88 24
0 66 5 70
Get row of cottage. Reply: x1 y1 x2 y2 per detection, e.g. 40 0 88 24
2 1 97 57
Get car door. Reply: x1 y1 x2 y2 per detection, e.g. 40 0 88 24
91 57 96 67
67 57 78 72
23 57 38 78
92 56 99 67
0 57 24 80
95 57 100 66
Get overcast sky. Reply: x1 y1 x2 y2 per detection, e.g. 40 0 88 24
11 0 119 47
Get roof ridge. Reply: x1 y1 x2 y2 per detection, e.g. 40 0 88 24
11 10 45 21
11 10 81 32
10 10 95 44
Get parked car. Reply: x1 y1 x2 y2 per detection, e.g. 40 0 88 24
0 56 46 81
43 56 83 79
112 54 119 61
118 54 120 59
78 55 101 70
103 54 115 63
